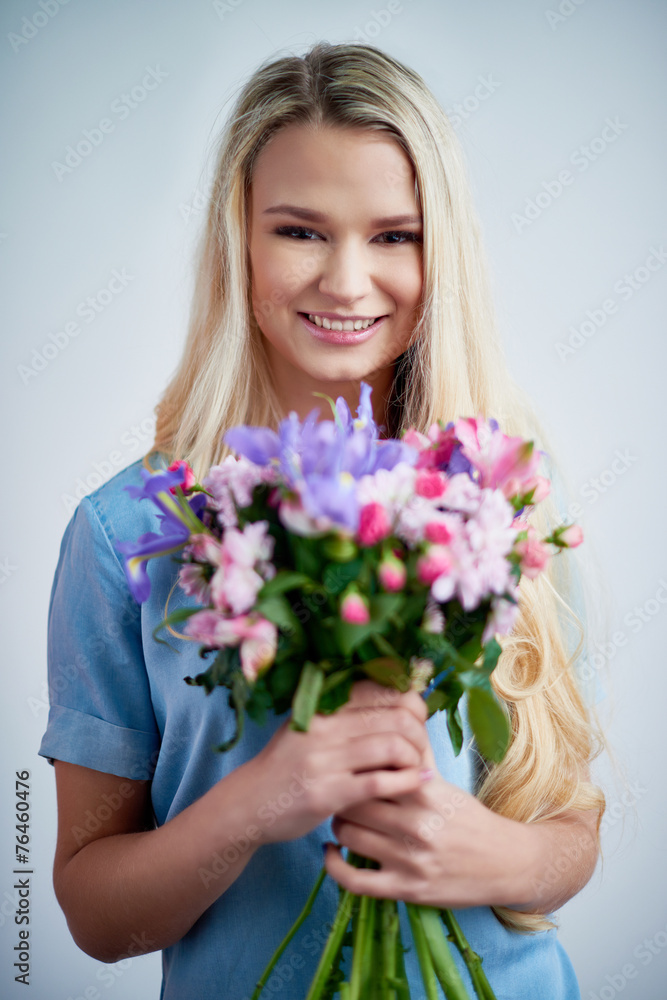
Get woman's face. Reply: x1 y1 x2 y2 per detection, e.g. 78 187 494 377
247 123 423 412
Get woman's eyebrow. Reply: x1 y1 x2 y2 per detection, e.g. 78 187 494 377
262 203 423 227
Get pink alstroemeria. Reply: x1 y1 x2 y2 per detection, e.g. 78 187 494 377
208 521 275 616
455 416 542 494
358 502 391 546
184 610 277 682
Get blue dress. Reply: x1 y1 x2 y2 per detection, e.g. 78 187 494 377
38 457 582 999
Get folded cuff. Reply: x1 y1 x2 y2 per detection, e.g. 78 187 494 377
38 704 161 780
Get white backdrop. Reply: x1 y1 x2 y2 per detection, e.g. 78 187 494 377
1 1 666 998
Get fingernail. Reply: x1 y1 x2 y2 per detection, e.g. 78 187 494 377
419 768 435 781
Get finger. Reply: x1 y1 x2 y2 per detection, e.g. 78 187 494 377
333 799 405 838
351 703 430 756
330 819 396 866
344 679 428 724
340 731 423 774
324 843 401 900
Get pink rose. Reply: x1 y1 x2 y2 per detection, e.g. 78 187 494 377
415 470 447 499
560 524 584 548
167 459 196 493
357 502 391 546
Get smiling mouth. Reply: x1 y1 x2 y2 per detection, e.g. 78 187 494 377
299 313 386 331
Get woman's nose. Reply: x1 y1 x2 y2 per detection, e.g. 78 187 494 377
316 241 374 304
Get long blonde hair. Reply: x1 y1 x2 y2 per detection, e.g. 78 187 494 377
146 41 606 932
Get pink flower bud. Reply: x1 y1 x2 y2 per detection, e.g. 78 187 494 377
560 524 584 548
340 591 370 624
417 545 452 585
415 470 447 499
527 476 551 503
167 459 196 493
378 554 407 592
515 534 550 579
358 502 391 546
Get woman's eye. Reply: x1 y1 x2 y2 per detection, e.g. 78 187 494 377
274 226 321 240
376 230 422 245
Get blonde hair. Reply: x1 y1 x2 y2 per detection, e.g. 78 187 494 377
145 41 606 932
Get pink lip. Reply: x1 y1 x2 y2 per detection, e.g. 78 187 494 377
298 313 387 344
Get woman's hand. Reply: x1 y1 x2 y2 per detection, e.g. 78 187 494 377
324 732 532 908
324 728 600 913
243 679 434 845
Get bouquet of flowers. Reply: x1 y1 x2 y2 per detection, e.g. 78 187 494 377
117 383 582 1000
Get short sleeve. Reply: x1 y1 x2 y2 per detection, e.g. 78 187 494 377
38 496 161 779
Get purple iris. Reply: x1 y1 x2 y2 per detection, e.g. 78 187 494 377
224 382 418 532
116 467 207 602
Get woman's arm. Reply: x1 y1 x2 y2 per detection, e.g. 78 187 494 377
52 683 431 963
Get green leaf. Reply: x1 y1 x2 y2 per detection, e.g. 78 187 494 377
467 686 510 763
446 704 464 756
255 595 302 637
258 570 314 599
290 661 325 731
360 656 409 691
482 636 503 672
322 559 363 596
184 645 238 693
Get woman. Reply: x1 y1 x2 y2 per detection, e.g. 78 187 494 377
39 41 605 999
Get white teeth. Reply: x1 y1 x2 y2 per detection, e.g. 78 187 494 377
306 314 378 330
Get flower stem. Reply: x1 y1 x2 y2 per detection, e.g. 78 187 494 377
303 887 356 1000
440 909 497 1000
406 903 439 1000
251 866 327 1000
348 891 375 998
380 899 398 1000
417 906 471 1000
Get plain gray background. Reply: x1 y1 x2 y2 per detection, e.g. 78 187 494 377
2 1 666 997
